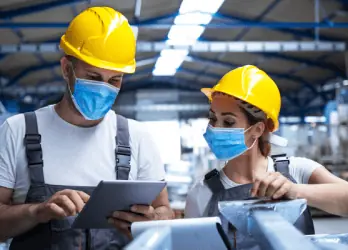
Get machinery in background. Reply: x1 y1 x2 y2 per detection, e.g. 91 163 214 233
321 83 348 181
125 199 348 250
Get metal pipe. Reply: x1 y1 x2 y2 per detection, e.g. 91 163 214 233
315 0 320 41
1 22 348 29
250 210 332 250
134 0 142 19
116 104 210 112
0 41 345 54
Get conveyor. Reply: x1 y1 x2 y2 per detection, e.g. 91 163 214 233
125 199 348 250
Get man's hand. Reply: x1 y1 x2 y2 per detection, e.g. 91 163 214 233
31 189 90 223
109 205 173 239
251 172 297 200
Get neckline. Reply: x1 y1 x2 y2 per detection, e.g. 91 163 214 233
50 104 110 130
219 156 273 189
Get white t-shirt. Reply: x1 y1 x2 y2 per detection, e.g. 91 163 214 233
0 105 165 204
185 156 323 218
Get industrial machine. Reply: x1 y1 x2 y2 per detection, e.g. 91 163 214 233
125 199 348 250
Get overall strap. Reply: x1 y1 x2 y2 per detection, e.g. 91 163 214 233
115 114 131 180
24 112 46 197
272 154 290 175
204 169 225 193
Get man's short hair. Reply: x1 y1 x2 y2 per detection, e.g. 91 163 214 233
65 55 79 68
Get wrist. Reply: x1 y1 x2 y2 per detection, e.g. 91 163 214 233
27 203 41 223
288 183 301 200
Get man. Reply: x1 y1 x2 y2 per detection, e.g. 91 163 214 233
0 7 173 250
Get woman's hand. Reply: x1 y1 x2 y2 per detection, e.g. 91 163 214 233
251 172 297 199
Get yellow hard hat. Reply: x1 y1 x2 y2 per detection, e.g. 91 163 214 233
201 65 281 131
60 7 136 73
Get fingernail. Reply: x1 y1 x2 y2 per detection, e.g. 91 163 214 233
108 218 114 224
131 206 137 212
113 212 119 217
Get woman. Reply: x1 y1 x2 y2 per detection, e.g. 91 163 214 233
185 65 348 248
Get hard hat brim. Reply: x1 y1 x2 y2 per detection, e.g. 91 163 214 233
201 88 213 101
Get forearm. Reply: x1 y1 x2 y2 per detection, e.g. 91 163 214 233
294 183 348 217
0 203 39 241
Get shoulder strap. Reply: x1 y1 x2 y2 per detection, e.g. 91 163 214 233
271 154 290 175
115 114 131 180
204 169 225 193
24 112 46 196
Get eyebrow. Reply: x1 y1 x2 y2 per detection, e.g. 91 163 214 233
86 70 123 79
209 109 236 117
221 112 237 116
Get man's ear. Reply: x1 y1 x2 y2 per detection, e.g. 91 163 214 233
60 56 71 81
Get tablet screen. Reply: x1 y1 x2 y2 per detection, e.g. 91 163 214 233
72 180 167 229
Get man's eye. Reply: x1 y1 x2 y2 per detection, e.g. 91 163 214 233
87 75 101 81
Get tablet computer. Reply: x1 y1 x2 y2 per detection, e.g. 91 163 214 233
71 180 167 229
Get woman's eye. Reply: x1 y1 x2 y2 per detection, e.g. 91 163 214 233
224 121 234 127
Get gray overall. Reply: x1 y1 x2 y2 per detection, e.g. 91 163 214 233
10 111 132 250
203 155 315 250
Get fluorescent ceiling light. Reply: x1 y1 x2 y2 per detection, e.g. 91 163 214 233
167 25 204 45
152 67 177 76
155 56 185 69
174 13 212 25
160 49 189 57
168 25 204 41
152 0 225 77
179 0 225 14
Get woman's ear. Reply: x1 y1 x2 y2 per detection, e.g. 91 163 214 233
252 122 265 139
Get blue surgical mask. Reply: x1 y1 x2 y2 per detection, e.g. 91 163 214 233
68 73 120 120
203 125 256 161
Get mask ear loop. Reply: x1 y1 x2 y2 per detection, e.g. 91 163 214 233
244 124 258 149
66 64 77 96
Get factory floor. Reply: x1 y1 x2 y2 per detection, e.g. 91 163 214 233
313 217 348 234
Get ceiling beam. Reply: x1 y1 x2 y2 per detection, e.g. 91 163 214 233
2 21 348 29
185 55 327 102
0 41 345 54
257 52 345 77
0 0 87 19
234 0 282 41
215 12 345 41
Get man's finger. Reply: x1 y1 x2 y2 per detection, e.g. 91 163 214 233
48 203 67 219
108 218 133 239
55 195 77 216
108 218 131 230
112 211 149 223
131 205 155 217
77 191 90 203
64 191 85 212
